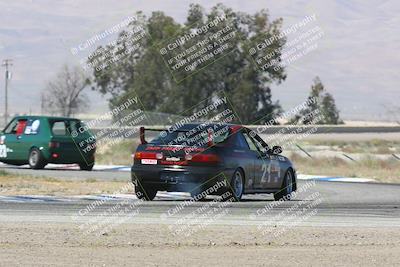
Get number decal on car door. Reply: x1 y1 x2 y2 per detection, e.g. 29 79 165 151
261 162 268 183
261 160 280 184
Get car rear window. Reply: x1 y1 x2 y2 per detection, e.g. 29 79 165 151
69 120 92 138
149 125 230 147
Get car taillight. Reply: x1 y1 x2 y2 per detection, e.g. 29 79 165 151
134 152 163 160
49 141 60 148
189 154 220 163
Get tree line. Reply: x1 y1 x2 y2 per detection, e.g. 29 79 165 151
43 3 341 125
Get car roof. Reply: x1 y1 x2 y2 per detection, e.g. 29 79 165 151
12 115 80 121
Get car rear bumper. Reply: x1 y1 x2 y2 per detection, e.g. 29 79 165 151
131 164 234 193
45 148 95 164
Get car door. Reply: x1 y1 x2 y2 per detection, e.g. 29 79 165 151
14 119 30 159
19 118 43 159
222 132 257 190
244 131 282 189
0 118 27 161
241 131 266 189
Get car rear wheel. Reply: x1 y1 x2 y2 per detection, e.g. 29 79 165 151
79 162 94 171
228 169 244 201
28 148 46 169
135 185 157 201
274 170 294 201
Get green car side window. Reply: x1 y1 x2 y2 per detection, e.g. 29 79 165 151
52 121 67 136
3 119 27 135
24 119 40 135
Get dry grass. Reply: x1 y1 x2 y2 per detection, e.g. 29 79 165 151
291 153 400 183
0 171 130 196
95 139 139 165
299 139 400 154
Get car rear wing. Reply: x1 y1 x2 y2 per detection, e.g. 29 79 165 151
139 127 190 145
139 126 225 146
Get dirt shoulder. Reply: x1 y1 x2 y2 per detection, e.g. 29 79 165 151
0 171 128 195
0 223 399 266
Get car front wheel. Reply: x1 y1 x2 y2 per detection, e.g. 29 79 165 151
274 170 294 201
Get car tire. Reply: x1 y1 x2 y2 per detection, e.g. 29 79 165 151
28 148 46 169
274 170 294 201
228 169 244 201
79 162 94 171
135 185 157 201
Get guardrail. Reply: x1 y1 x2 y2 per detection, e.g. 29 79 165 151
245 125 400 134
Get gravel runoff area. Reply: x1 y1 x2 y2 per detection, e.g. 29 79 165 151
0 223 399 266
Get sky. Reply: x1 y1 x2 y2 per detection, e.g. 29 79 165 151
0 0 399 121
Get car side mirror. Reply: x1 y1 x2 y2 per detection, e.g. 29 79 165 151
272 145 282 154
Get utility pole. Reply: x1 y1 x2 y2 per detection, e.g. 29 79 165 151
2 59 13 125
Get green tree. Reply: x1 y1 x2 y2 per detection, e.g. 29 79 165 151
321 92 342 124
290 77 342 124
88 4 286 124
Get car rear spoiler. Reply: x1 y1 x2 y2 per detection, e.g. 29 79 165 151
139 126 227 146
139 127 191 145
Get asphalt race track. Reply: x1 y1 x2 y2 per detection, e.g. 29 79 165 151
0 163 399 228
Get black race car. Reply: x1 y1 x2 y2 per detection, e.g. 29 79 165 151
131 123 297 201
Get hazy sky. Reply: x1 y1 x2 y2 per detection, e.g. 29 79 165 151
0 0 399 121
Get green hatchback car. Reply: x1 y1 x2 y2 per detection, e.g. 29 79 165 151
0 116 96 170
